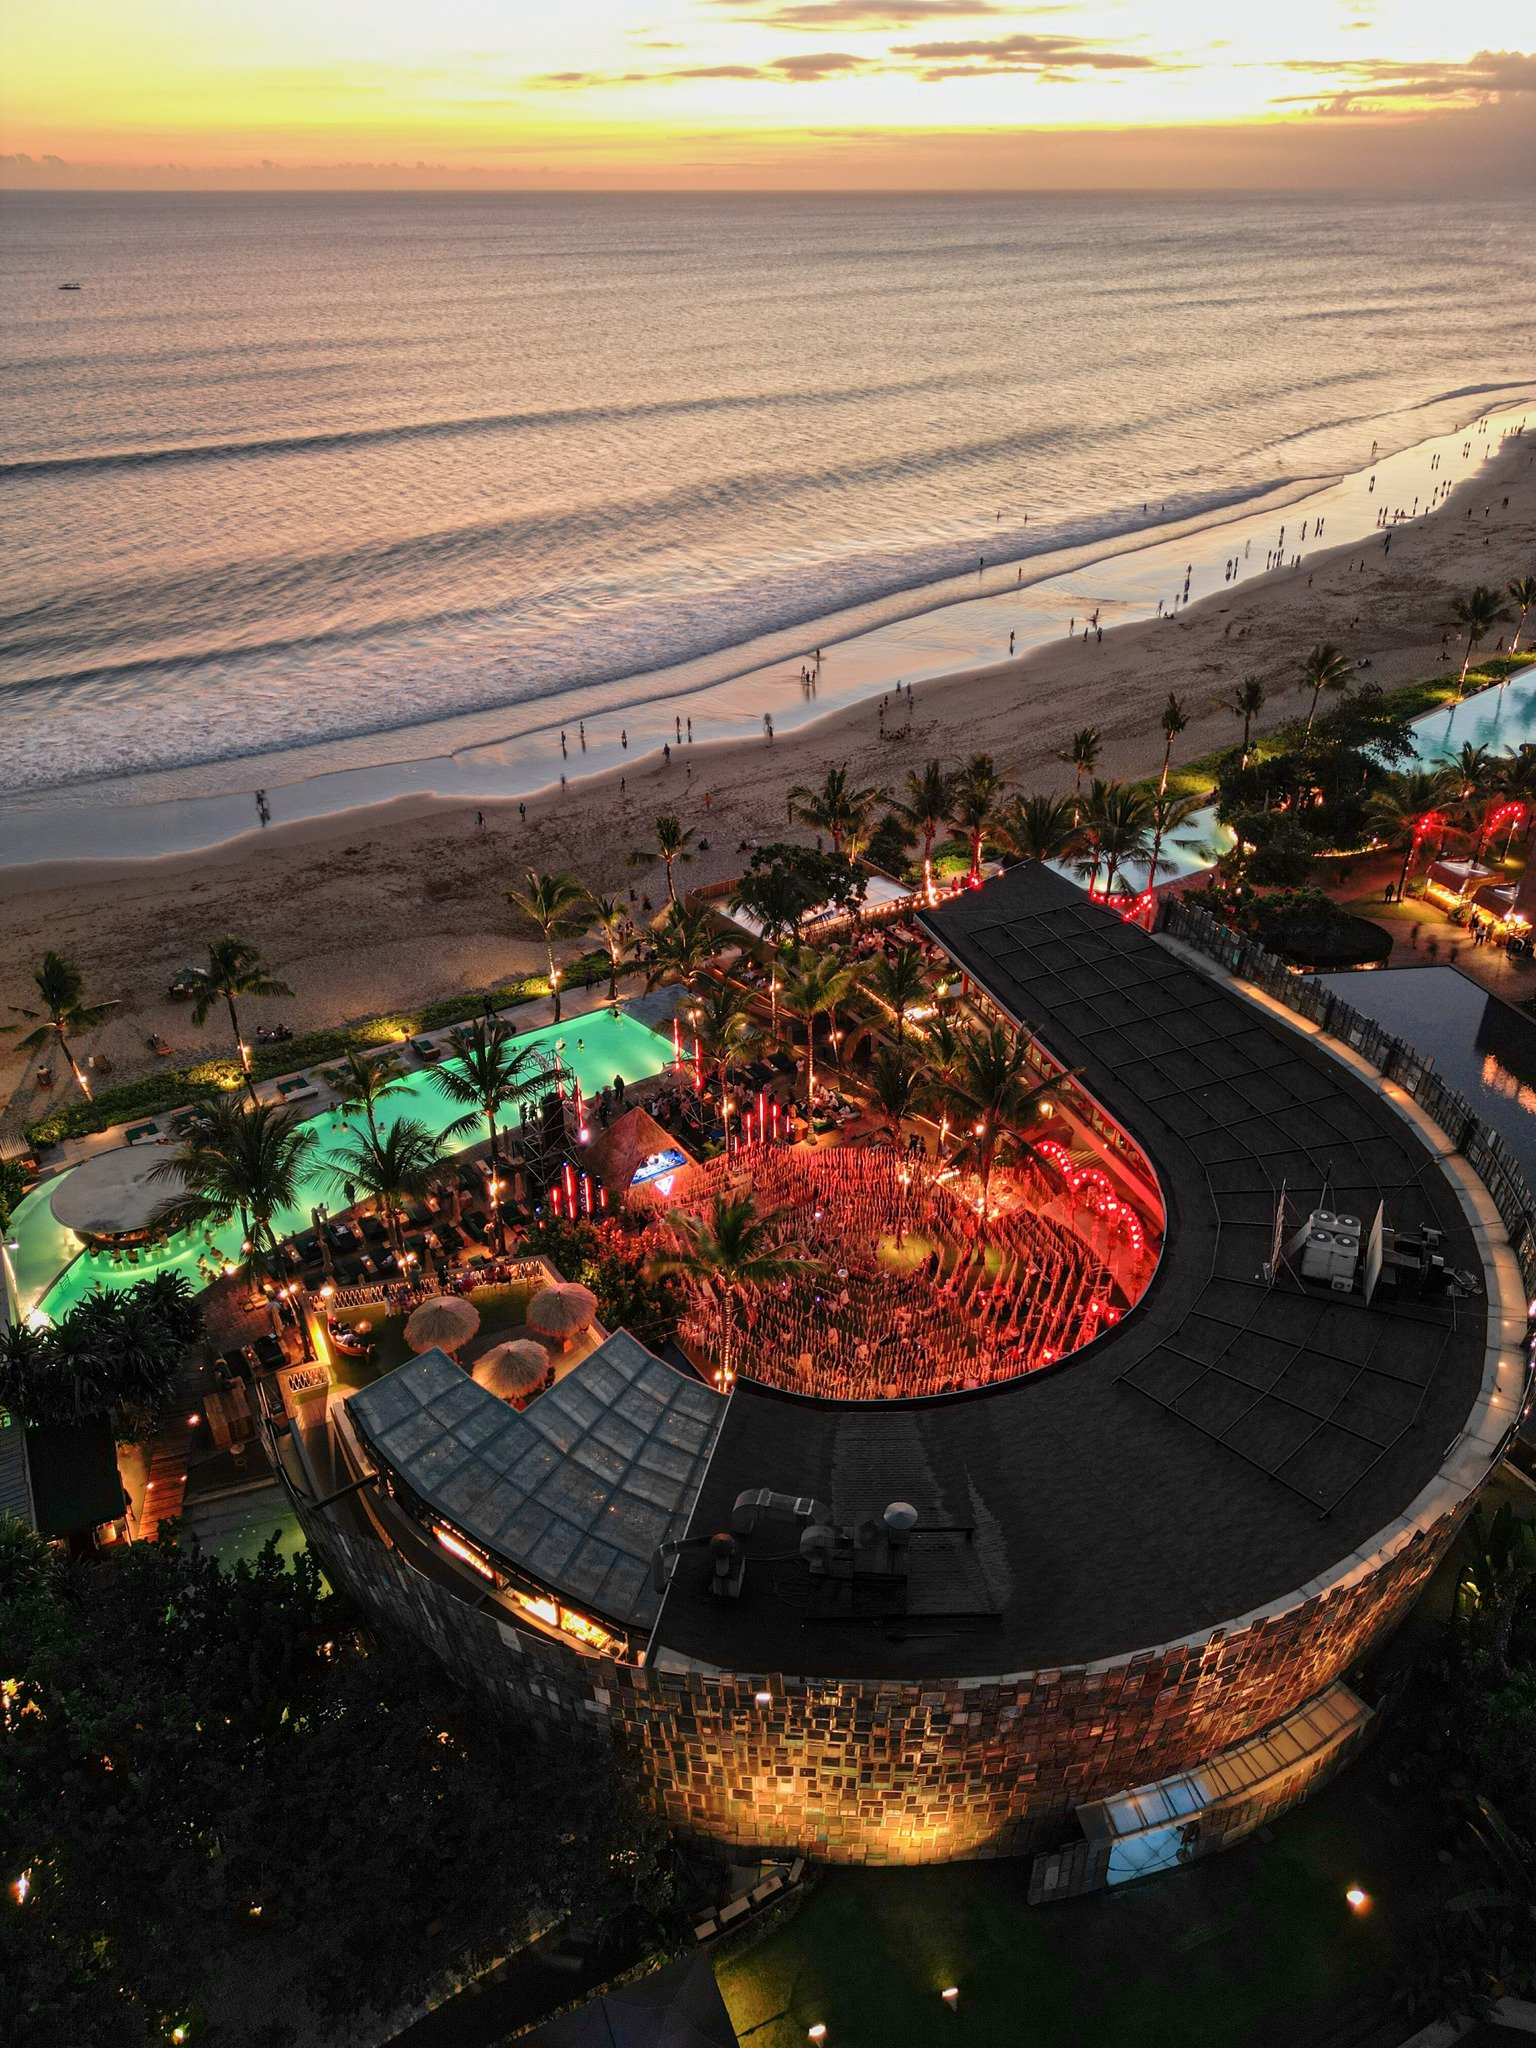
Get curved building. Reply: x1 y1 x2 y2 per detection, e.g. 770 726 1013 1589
274 866 1529 1877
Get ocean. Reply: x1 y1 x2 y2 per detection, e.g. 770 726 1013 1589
2 189 1534 807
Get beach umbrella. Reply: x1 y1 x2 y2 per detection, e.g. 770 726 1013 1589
526 1281 598 1351
472 1340 550 1403
405 1293 481 1356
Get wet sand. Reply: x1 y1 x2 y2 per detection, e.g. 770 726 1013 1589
2 427 1532 1138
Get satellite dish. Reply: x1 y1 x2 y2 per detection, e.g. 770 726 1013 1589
883 1501 919 1535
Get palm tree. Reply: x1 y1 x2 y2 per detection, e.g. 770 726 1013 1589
1059 727 1101 811
7 953 116 1101
1146 788 1209 889
1298 643 1352 747
1470 753 1516 862
435 1014 547 1254
729 864 808 946
1223 677 1266 770
949 752 1008 886
149 1097 317 1282
868 1044 926 1143
684 983 757 1144
628 814 696 906
779 946 856 1109
1365 767 1457 898
1451 741 1494 802
505 869 586 1022
644 900 719 993
787 765 888 856
584 889 632 999
1501 750 1536 849
1509 575 1536 656
1450 585 1513 694
865 948 929 1047
1457 1501 1536 1678
921 1009 964 1089
893 760 958 901
1078 782 1154 897
995 793 1081 868
326 1116 447 1271
652 1192 819 1385
940 1023 1072 1226
1157 693 1189 795
331 1047 409 1145
1073 777 1110 893
183 937 293 1103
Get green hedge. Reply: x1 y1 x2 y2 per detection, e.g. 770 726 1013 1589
25 952 616 1150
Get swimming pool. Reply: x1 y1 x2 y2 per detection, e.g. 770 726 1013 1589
1090 662 1536 896
11 1007 672 1325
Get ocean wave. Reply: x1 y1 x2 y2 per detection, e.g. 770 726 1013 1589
0 473 1297 792
0 369 973 481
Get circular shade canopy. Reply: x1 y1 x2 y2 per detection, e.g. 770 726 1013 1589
472 1340 550 1402
405 1294 481 1356
50 1146 173 1245
526 1282 598 1340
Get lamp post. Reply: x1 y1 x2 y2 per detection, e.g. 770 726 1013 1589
287 1282 315 1361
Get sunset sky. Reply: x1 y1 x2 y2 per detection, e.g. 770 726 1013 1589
5 0 1534 189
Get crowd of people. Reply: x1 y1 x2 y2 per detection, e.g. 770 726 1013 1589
668 1140 1148 1400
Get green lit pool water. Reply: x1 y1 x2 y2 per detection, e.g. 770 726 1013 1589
13 1008 670 1325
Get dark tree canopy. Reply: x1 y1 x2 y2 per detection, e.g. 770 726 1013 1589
731 842 864 938
0 1522 672 2048
0 1272 200 1436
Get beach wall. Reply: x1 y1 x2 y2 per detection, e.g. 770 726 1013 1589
285 1467 1474 1866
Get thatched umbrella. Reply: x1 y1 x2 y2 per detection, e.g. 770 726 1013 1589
404 1293 481 1357
472 1340 550 1405
525 1281 598 1353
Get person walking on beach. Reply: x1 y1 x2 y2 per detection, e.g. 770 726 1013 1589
561 731 567 757
579 721 585 748
1009 632 1015 655
687 717 693 741
663 743 671 765
621 729 628 749
476 810 485 832
519 802 526 823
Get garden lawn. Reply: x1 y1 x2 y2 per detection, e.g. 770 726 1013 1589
716 1739 1436 2048
326 1281 544 1391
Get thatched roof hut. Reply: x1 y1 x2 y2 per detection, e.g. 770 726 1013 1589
404 1293 481 1357
585 1103 692 1205
526 1282 599 1352
472 1339 551 1405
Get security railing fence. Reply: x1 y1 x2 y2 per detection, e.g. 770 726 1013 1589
1161 895 1536 1297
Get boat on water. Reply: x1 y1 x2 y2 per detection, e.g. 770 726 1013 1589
58 281 83 291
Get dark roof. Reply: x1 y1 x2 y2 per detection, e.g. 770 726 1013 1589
523 1958 738 2048
650 865 1487 1681
350 1334 725 1633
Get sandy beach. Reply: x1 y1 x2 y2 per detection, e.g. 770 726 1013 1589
3 428 1532 1137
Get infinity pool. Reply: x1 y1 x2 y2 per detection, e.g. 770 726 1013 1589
11 1008 671 1325
1099 661 1536 895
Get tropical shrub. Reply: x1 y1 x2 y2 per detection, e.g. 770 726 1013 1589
26 955 614 1147
521 1213 686 1352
